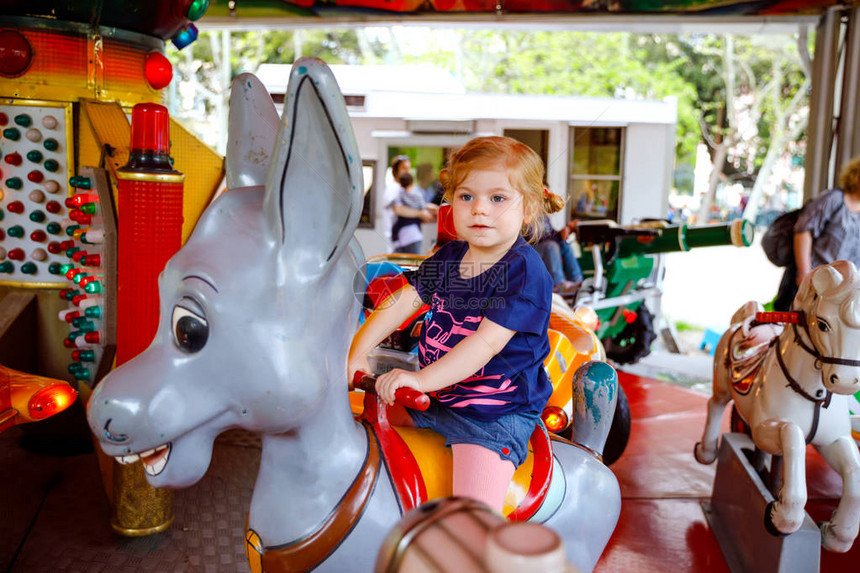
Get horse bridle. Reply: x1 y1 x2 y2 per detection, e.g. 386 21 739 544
791 310 860 368
770 308 859 443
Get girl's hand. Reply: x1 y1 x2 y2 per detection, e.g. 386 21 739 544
375 368 423 406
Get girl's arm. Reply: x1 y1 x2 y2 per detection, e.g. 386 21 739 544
375 317 515 405
347 283 425 386
793 231 813 285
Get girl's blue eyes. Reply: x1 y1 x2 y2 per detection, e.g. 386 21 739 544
456 194 506 202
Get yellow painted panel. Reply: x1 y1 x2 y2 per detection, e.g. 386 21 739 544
168 118 224 242
80 100 131 185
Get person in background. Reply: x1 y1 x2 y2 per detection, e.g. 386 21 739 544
535 217 583 295
775 156 860 310
382 155 413 252
390 172 438 254
417 162 444 205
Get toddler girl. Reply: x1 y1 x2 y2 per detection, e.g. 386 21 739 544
349 136 564 512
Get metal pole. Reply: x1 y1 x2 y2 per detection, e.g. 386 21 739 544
836 5 860 177
804 7 841 201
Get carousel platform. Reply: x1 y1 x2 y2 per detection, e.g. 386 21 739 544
2 366 858 572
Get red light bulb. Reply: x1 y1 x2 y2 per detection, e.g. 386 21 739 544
28 384 77 420
0 30 33 78
144 52 173 90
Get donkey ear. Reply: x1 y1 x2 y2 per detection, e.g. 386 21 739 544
263 58 363 279
226 73 280 190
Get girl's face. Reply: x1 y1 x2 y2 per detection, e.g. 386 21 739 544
451 162 526 255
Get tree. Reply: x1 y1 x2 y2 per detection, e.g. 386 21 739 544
166 28 377 151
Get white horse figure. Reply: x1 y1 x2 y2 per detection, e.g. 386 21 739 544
695 260 860 552
86 59 620 572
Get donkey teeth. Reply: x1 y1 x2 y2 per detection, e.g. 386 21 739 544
143 444 171 477
115 453 139 465
114 444 170 470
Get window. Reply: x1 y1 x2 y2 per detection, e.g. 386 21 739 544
504 129 549 175
359 161 375 228
569 127 624 221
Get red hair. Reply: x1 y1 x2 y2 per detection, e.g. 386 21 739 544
440 136 563 240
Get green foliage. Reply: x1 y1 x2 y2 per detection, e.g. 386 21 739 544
167 27 809 183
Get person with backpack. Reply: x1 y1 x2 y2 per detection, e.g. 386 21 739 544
772 156 860 310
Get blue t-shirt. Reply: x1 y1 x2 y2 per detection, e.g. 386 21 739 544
404 236 553 421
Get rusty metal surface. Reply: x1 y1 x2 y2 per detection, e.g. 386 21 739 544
2 428 259 573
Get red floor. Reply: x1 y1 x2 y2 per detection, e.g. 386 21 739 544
598 370 859 572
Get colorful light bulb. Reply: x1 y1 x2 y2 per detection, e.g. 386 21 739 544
68 176 91 189
83 254 101 267
65 194 96 208
80 202 98 215
83 331 101 344
84 306 101 319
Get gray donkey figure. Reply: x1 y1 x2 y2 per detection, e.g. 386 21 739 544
88 58 620 572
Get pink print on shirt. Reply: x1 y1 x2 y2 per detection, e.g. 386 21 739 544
420 292 517 407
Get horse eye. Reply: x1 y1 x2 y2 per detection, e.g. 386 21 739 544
816 318 830 332
172 306 209 353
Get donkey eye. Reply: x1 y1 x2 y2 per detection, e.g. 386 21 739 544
172 306 209 353
816 317 831 332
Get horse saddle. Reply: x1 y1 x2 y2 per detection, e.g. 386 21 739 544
726 327 773 395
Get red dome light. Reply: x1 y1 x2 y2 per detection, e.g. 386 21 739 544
0 29 33 78
541 406 569 433
144 52 173 90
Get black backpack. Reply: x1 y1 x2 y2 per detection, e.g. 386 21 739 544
761 189 843 267
761 208 802 266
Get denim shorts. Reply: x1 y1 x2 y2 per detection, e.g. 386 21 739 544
407 401 540 466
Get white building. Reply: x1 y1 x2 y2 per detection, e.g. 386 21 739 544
258 63 678 257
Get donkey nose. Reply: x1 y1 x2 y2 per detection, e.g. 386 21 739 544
88 395 138 444
829 374 839 385
101 418 129 443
